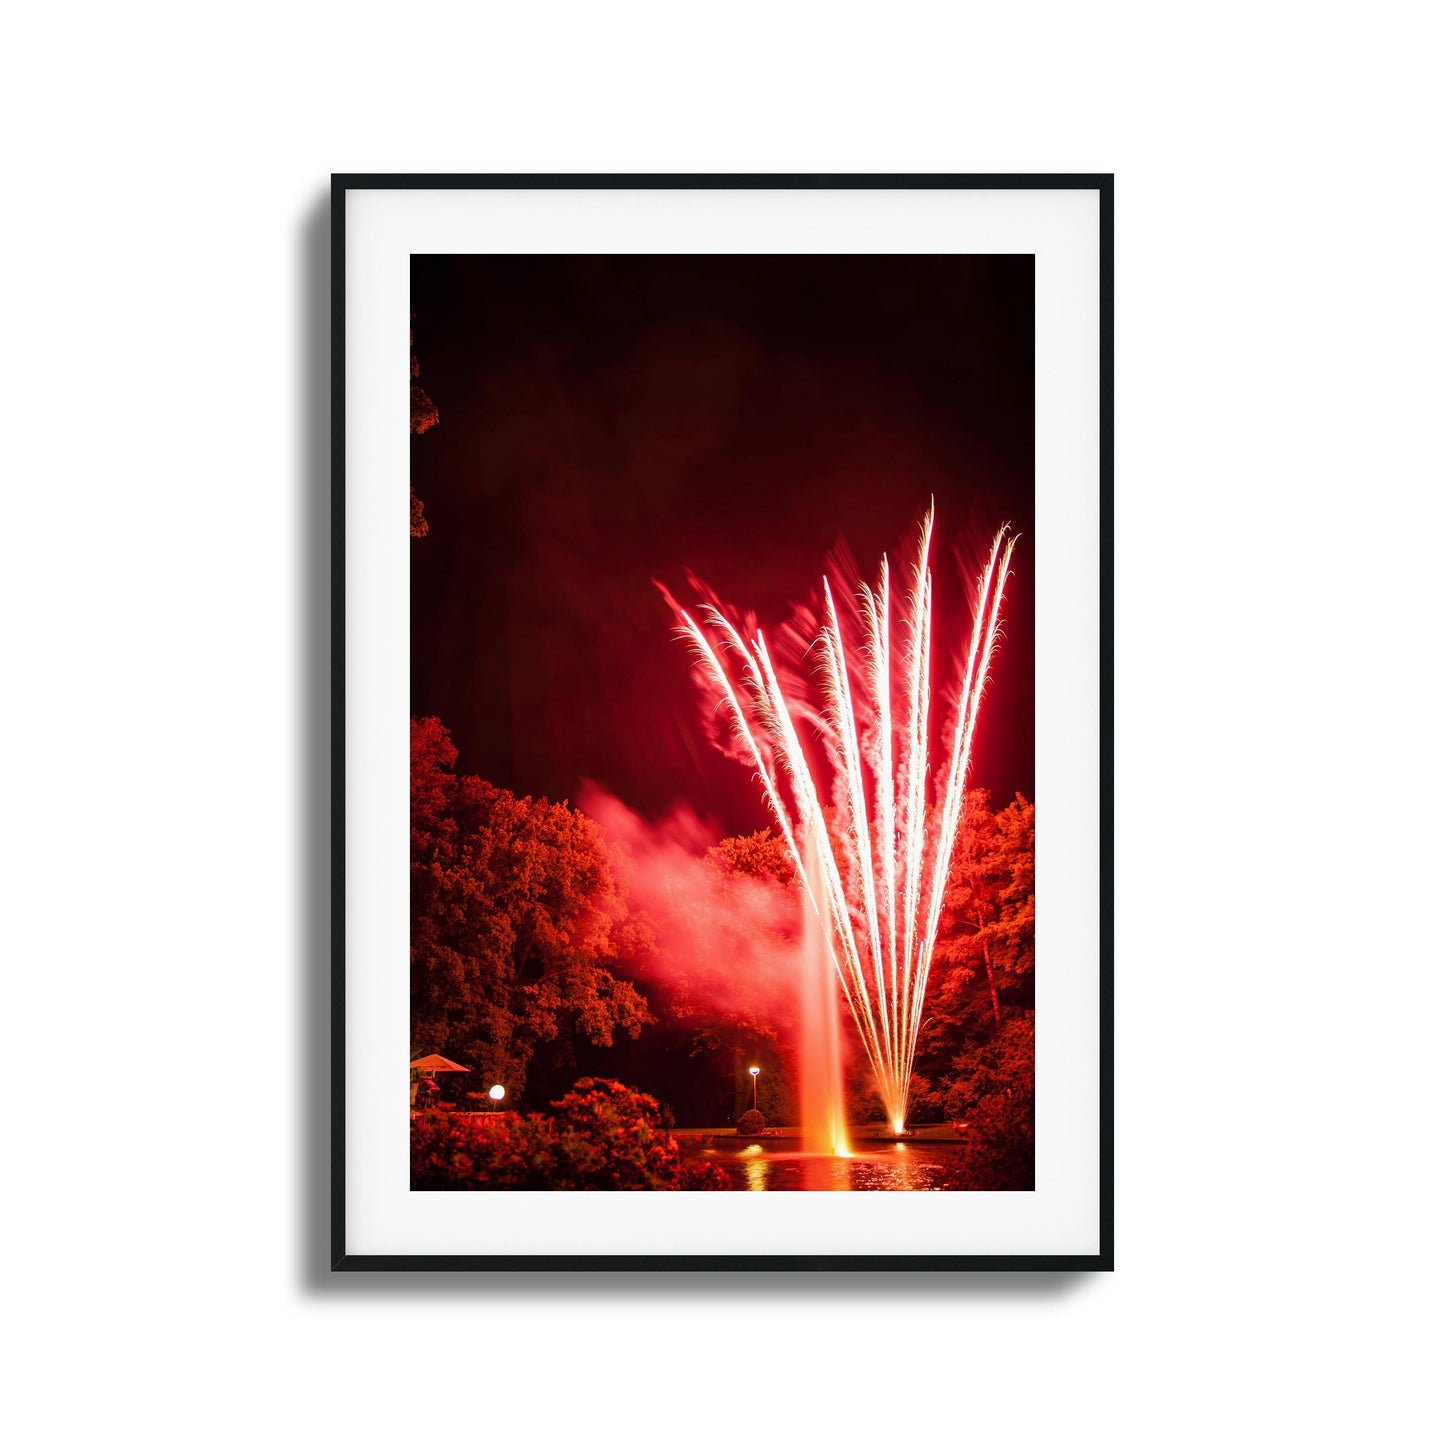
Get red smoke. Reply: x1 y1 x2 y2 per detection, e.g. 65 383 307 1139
577 784 802 1037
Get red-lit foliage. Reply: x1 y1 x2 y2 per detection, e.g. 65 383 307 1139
933 790 1035 1018
901 788 1035 1128
411 720 651 1105
410 708 1035 1155
411 1077 730 1190
736 1109 767 1136
939 1078 1035 1191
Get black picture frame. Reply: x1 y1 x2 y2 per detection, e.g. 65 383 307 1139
331 173 1113 1271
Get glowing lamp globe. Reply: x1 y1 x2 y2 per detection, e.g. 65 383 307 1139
749 1067 760 1077
488 1084 506 1102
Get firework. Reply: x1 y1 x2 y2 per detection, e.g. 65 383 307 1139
669 509 1017 1134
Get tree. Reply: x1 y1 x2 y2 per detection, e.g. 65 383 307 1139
410 322 437 537
706 829 795 887
410 485 429 539
934 790 1035 1025
411 717 651 1102
906 790 1035 1126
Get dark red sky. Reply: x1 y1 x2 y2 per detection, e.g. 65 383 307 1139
410 254 1034 837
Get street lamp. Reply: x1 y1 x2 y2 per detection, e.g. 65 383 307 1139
488 1084 505 1112
748 1066 760 1110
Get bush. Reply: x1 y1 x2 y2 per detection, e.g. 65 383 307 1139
736 1109 766 1136
939 1084 1034 1191
679 1158 732 1190
411 1077 731 1191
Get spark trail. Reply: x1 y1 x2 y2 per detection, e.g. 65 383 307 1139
668 510 1018 1134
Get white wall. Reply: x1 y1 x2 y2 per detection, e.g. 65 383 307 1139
3 5 1439 1442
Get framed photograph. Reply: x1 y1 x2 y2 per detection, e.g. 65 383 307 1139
333 174 1112 1270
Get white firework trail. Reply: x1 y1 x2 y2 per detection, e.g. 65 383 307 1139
669 510 1017 1133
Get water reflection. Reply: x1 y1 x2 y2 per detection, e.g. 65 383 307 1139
685 1137 960 1191
741 1144 768 1192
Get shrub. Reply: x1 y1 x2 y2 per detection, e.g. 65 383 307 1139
679 1158 732 1190
736 1109 766 1136
411 1077 732 1191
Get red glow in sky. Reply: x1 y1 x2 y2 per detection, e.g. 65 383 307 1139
410 254 1034 835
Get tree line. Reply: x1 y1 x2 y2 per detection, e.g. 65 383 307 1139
411 715 1034 1134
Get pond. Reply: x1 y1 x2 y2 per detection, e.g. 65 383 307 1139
678 1135 964 1191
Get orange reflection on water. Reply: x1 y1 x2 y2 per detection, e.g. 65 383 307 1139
742 1144 768 1192
694 1137 958 1191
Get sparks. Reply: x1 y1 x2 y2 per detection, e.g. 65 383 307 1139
668 509 1018 1133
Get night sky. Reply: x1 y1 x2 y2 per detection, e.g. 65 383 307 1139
410 254 1034 837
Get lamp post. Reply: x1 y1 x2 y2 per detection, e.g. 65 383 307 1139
748 1066 760 1111
488 1083 505 1113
